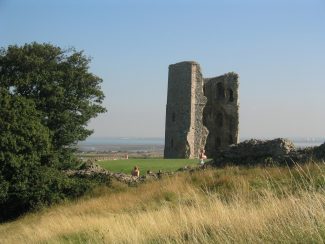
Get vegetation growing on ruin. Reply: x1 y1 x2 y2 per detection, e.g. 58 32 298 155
1 161 325 243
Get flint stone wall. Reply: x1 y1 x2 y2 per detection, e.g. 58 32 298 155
164 61 207 158
213 138 325 166
314 142 325 160
64 161 181 185
164 61 239 159
203 73 239 157
213 138 295 165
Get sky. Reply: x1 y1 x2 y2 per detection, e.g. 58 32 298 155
1 0 324 139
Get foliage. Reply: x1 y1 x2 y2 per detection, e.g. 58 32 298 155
0 89 94 221
0 43 107 221
0 42 106 167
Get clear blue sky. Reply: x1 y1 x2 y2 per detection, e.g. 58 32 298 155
1 0 324 139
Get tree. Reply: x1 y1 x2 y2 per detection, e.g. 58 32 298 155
0 43 106 167
0 43 107 221
0 88 51 219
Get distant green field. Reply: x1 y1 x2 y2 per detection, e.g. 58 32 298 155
98 158 201 175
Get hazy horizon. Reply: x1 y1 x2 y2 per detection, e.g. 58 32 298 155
78 136 324 153
81 136 325 147
1 0 324 138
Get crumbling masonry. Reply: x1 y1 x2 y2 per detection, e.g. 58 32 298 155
164 61 239 159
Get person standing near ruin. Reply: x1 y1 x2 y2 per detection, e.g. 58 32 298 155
199 149 207 165
131 166 140 177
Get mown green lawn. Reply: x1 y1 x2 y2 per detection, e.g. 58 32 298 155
98 158 201 175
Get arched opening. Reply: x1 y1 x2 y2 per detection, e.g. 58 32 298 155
216 83 225 100
172 112 176 122
171 138 174 149
217 112 223 127
228 89 234 102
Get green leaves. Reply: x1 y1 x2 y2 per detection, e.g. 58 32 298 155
0 42 106 162
0 43 107 221
0 89 50 162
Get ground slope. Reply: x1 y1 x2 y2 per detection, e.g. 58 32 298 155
1 161 325 243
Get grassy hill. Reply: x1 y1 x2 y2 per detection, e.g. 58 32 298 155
1 161 325 243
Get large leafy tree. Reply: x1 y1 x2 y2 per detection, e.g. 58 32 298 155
0 43 107 220
0 88 50 219
0 43 106 161
0 91 91 219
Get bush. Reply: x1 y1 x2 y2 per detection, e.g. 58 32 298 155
0 165 93 221
0 90 95 221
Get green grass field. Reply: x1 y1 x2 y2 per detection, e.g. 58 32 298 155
98 158 202 175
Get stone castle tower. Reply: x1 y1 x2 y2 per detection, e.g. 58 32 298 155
164 61 239 159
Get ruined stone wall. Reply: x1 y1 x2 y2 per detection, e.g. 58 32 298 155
164 61 239 159
203 73 239 157
164 61 207 158
190 64 208 158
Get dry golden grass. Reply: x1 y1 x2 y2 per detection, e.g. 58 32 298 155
1 162 325 243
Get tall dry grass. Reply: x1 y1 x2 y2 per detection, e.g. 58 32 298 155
1 162 325 243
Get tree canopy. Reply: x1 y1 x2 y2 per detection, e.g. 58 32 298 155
0 42 106 157
0 43 107 221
